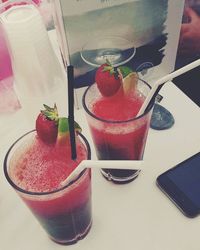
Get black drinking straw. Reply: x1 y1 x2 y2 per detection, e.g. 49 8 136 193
67 65 77 160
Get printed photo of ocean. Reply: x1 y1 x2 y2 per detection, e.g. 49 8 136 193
60 0 168 88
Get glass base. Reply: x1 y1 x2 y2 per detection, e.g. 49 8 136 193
50 220 92 245
101 169 140 184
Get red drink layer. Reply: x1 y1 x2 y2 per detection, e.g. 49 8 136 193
11 136 87 193
93 90 143 121
7 132 92 244
91 91 149 160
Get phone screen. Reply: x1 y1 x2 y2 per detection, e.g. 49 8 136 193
157 152 200 217
167 154 200 208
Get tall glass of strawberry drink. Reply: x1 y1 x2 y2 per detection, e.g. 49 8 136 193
82 63 154 183
4 105 92 244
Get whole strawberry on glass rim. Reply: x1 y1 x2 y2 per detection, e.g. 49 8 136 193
36 104 81 145
36 104 59 144
95 60 122 97
95 60 138 97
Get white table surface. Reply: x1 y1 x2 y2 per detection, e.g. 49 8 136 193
0 81 200 250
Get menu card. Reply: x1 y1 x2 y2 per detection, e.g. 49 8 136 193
52 0 185 108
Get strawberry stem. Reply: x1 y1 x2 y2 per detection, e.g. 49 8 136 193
41 103 58 122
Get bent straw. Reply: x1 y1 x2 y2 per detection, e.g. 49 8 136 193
61 160 144 186
137 59 200 117
67 65 77 159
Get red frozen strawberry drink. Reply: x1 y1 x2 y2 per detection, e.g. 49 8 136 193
4 105 92 244
82 63 154 183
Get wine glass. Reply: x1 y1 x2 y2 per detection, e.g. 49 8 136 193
80 35 136 67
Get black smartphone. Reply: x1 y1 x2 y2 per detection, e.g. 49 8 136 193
156 152 200 218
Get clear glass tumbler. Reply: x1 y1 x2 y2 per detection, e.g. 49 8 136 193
82 78 154 184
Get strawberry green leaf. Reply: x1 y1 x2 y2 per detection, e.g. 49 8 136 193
118 66 133 78
106 59 112 66
103 66 113 72
41 103 58 122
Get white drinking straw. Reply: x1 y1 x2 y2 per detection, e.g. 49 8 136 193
137 59 200 117
61 160 144 186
